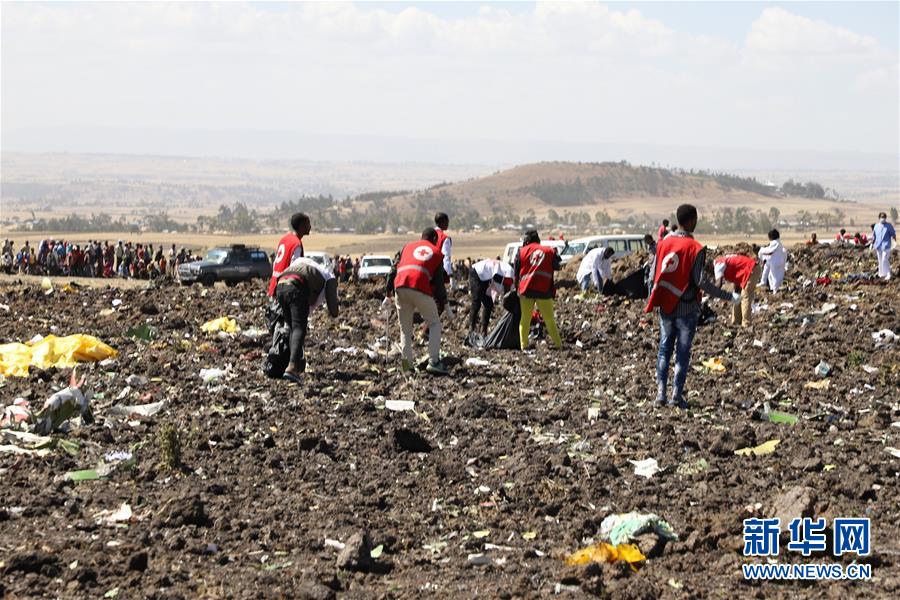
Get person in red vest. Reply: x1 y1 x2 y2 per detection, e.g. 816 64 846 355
514 229 562 351
658 219 669 241
434 212 455 296
713 253 761 328
268 213 310 296
386 228 449 375
646 204 738 409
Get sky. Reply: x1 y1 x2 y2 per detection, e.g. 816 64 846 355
1 1 898 164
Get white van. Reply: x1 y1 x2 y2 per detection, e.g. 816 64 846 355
559 235 647 262
502 239 569 265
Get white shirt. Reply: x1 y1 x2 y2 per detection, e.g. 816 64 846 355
758 239 787 268
437 228 452 276
473 258 501 282
284 257 335 308
577 248 612 284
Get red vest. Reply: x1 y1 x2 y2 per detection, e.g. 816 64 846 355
435 228 450 255
645 235 703 314
395 240 443 296
517 244 555 295
268 233 303 296
715 255 756 288
658 226 668 240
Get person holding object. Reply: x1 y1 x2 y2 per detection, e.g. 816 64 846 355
386 228 449 375
514 229 563 350
646 204 738 409
872 211 896 280
714 253 760 328
274 256 339 383
467 257 512 337
576 245 614 293
757 228 788 293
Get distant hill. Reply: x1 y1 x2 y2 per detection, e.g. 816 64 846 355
368 161 825 217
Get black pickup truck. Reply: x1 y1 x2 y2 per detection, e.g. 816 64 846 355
177 245 272 287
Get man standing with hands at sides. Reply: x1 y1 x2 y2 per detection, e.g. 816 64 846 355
269 213 310 297
646 204 738 409
872 211 896 280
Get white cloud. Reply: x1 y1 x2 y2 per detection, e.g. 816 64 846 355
746 7 877 57
0 1 896 155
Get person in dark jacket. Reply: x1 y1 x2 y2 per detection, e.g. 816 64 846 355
274 257 339 383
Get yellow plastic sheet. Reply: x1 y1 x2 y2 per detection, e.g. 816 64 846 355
0 334 118 377
565 542 646 569
702 358 726 372
734 439 780 457
201 317 238 334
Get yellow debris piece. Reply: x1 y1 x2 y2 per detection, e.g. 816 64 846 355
201 317 238 334
564 542 646 568
734 439 780 457
804 379 830 390
0 334 118 377
702 358 726 372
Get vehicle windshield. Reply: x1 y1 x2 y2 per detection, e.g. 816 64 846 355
363 257 392 268
562 242 586 256
307 255 324 265
204 249 228 263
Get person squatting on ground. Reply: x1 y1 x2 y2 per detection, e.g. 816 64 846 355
757 228 788 293
576 245 614 292
274 256 339 383
514 229 563 351
387 228 449 376
872 211 896 280
268 212 309 297
646 204 738 408
467 257 513 337
714 253 761 327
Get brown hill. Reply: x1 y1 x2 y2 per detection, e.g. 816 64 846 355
364 161 869 223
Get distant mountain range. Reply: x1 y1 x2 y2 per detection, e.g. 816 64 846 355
3 126 897 172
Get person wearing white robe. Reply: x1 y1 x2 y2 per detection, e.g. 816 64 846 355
758 229 788 293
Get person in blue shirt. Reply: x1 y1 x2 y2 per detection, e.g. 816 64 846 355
872 211 897 280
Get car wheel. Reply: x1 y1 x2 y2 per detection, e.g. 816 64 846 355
200 274 216 287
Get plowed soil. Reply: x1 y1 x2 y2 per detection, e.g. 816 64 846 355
1 244 898 599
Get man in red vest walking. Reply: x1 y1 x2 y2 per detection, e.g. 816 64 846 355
387 228 449 375
714 253 761 327
268 213 310 297
515 229 563 350
646 205 738 408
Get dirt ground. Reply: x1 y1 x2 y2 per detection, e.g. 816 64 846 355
0 244 898 598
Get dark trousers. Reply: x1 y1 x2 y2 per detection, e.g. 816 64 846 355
468 269 494 334
275 280 310 371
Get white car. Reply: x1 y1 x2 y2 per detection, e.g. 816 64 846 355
358 255 393 281
304 251 334 272
502 239 569 265
559 235 647 262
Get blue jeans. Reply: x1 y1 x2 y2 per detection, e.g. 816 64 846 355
656 310 698 400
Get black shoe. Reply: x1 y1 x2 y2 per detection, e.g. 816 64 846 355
670 396 689 409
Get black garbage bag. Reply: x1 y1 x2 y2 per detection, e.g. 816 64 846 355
613 267 650 299
483 294 522 350
263 323 290 378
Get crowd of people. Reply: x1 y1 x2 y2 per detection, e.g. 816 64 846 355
265 207 896 411
0 239 205 280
